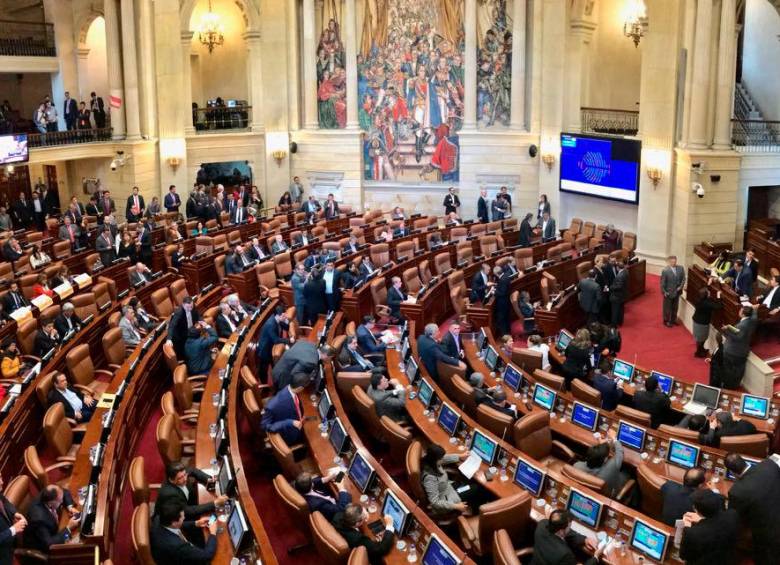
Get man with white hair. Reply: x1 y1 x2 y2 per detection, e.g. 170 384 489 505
477 188 489 223
119 305 142 346
416 323 459 380
227 293 255 317
54 302 83 337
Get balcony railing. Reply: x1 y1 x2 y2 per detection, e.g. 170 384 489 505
28 128 113 148
731 119 780 153
0 19 55 57
581 107 639 136
193 105 252 133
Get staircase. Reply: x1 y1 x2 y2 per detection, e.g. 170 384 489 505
735 82 765 121
732 82 780 150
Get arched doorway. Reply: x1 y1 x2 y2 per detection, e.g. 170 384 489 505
77 15 109 121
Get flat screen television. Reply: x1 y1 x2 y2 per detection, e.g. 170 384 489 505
560 133 641 204
0 134 28 165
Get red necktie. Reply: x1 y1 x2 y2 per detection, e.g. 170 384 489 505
293 392 302 420
68 226 73 242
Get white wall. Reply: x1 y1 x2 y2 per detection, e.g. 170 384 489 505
742 0 780 120
559 191 638 234
83 16 108 103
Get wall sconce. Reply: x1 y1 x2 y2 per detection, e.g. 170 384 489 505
541 153 556 172
272 150 287 166
167 157 181 172
646 167 662 186
5 165 13 174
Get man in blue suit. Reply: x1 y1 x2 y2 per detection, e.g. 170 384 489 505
356 316 386 354
257 306 290 382
294 471 352 522
261 373 311 445
724 260 753 297
164 185 181 213
416 323 459 381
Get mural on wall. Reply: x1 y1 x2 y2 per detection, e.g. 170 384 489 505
317 0 347 129
476 0 513 127
359 0 464 182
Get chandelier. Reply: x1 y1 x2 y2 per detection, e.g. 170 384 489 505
623 0 646 47
198 0 224 53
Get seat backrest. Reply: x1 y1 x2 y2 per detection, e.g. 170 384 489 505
66 343 95 387
18 319 38 356
19 274 37 300
622 231 637 252
576 261 592 281
35 372 55 407
719 433 769 458
0 262 12 283
615 404 652 427
657 424 701 442
71 291 98 319
402 267 422 294
214 255 226 282
370 278 387 307
162 341 179 372
169 279 188 306
512 411 552 460
450 286 467 317
380 415 412 458
274 252 292 279
352 385 384 440
370 243 390 266
43 403 73 457
574 234 590 251
310 511 350 565
347 547 369 565
227 230 242 246
419 260 432 284
129 456 150 506
256 261 278 289
476 404 514 439
164 244 177 269
102 327 127 366
5 475 33 517
155 414 182 468
569 218 583 234
269 432 302 479
173 365 195 411
532 369 565 392
151 288 174 318
562 464 608 495
272 474 309 524
132 503 154 565
53 240 71 259
85 253 101 273
434 252 451 275
405 440 426 503
450 227 468 242
480 235 498 256
447 270 466 295
456 241 473 264
92 282 111 309
511 248 532 270
24 445 50 490
571 379 602 407
470 224 487 237
636 463 666 520
212 234 227 252
396 241 414 261
449 375 477 415
493 529 522 565
477 492 532 557
540 276 551 305
242 389 264 433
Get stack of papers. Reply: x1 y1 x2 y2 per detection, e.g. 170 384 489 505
458 452 481 479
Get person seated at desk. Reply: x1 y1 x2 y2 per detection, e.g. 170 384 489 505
391 207 405 221
226 244 252 275
517 290 536 333
394 220 409 238
190 221 207 237
757 275 780 320
359 256 376 277
446 211 462 226
679 490 739 565
24 486 80 557
51 265 72 288
417 323 460 381
48 372 95 423
477 387 519 419
708 411 757 447
278 191 292 208
3 281 27 313
367 371 407 422
247 237 267 261
343 234 360 255
301 195 321 219
498 335 514 357
129 261 152 286
214 301 241 338
592 368 624 411
708 250 732 277
356 316 386 354
469 372 491 405
420 445 471 517
526 334 551 371
633 374 670 428
429 232 444 247
171 243 186 270
270 234 288 255
470 263 493 303
54 302 83 337
29 245 51 270
294 470 351 522
560 329 593 390
660 466 709 525
338 335 382 372
227 294 255 318
183 322 217 375
341 263 360 289
261 372 312 444
378 225 393 242
0 342 22 379
128 296 156 333
118 305 143 347
723 259 753 298
532 509 603 565
333 504 395 563
150 499 217 565
440 322 464 361
32 274 54 299
602 224 620 252
386 276 407 321
573 428 628 498
164 220 182 244
304 249 326 271
34 318 59 357
2 237 22 262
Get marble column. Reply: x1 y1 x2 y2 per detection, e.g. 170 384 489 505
687 0 713 149
44 0 78 130
344 0 359 128
181 32 195 135
713 0 736 149
463 0 477 129
244 31 265 132
509 0 527 130
302 0 318 129
563 19 595 132
120 0 141 139
76 48 90 102
137 0 158 138
105 0 126 138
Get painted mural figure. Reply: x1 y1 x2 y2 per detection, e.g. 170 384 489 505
317 16 347 129
477 0 512 127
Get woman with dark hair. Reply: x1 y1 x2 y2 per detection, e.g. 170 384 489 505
30 244 51 269
708 250 732 277
537 193 551 220
420 445 469 516
341 262 360 289
561 328 593 389
1 342 21 379
31 274 54 298
692 286 722 358
51 265 72 288
518 212 534 247
707 333 725 388
118 231 137 263
573 428 628 497
278 191 292 208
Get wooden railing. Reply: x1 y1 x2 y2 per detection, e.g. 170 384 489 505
193 105 252 132
27 127 113 148
0 19 55 57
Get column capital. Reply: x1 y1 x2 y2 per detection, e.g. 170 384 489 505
570 18 597 39
76 47 90 58
242 30 262 42
181 31 194 44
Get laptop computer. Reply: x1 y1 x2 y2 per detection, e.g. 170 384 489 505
682 383 721 416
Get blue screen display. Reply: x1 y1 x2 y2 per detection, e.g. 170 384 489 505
533 384 556 411
650 371 674 395
667 440 699 469
514 459 546 496
741 394 769 419
382 491 409 535
318 390 333 421
567 490 602 528
572 402 598 431
437 404 460 436
422 535 461 565
556 330 573 350
471 430 497 465
503 364 523 391
612 359 635 382
618 421 645 451
418 379 434 408
348 451 374 492
631 520 668 562
560 133 641 204
485 346 499 370
328 419 348 454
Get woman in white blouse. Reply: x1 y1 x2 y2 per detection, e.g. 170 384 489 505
527 334 551 371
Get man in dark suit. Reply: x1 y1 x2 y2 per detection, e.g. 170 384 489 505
725 453 780 565
124 186 145 222
34 318 59 358
338 335 380 372
53 303 83 337
11 194 32 230
538 211 557 242
660 466 708 525
758 274 780 317
417 323 459 381
531 510 601 565
63 92 78 131
301 196 321 221
743 249 759 284
225 244 250 275
679 490 738 565
578 271 601 324
518 213 534 247
167 297 201 358
443 186 460 215
95 226 115 267
343 235 360 256
99 190 115 218
477 388 519 419
440 322 464 360
2 282 27 313
85 196 100 219
230 202 248 224
164 185 181 213
709 411 757 446
323 193 340 219
129 262 152 286
136 220 153 266
90 92 106 128
1 237 22 262
358 256 375 277
271 341 334 390
247 237 267 261
257 307 290 382
393 220 409 238
270 234 288 255
724 260 753 297
356 316 386 354
150 499 217 565
592 370 623 411
633 375 670 428
494 265 512 336
386 277 407 321
215 301 241 338
609 261 629 326
48 372 95 423
0 474 25 565
722 305 758 389
295 471 351 522
261 372 312 444
477 189 489 223
333 504 395 562
470 263 492 303
184 324 218 375
24 486 79 556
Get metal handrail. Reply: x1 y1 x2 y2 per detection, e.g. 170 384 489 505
28 128 113 148
193 105 252 132
0 19 55 57
731 118 780 152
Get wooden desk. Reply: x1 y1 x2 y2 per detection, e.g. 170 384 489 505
685 265 742 328
746 220 780 279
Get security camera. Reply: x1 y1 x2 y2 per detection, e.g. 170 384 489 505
691 162 706 175
692 182 704 198
110 159 117 172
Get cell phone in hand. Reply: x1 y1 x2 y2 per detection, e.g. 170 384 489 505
334 471 345 482
72 512 82 521
208 514 217 526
